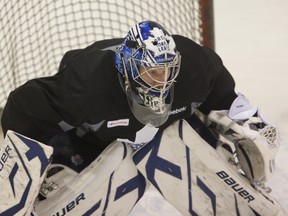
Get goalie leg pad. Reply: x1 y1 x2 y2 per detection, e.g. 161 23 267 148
133 119 286 216
0 130 53 216
34 141 147 216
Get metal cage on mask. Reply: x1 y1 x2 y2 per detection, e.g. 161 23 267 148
118 52 181 127
115 21 181 127
129 55 181 107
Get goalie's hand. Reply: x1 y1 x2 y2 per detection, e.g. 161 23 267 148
207 94 279 183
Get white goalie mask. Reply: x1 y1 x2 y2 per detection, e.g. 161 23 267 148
115 21 181 127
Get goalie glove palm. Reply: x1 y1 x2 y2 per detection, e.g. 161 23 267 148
208 94 279 183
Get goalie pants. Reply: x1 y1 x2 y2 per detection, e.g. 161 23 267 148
49 129 111 172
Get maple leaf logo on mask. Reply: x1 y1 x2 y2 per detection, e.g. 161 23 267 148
145 28 176 57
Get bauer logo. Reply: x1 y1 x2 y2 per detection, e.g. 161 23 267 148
0 145 12 172
52 193 85 216
216 170 255 203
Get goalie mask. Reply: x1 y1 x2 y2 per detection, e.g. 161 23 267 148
115 21 181 127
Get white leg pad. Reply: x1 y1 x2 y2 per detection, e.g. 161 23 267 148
133 119 286 216
34 141 147 216
0 130 53 216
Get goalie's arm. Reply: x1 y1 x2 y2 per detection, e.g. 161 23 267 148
1 82 66 144
197 47 238 114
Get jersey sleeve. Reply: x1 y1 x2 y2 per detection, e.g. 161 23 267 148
0 48 92 143
197 47 238 114
1 39 123 144
1 81 65 144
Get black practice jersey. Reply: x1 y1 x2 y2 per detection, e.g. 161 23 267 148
1 35 237 146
